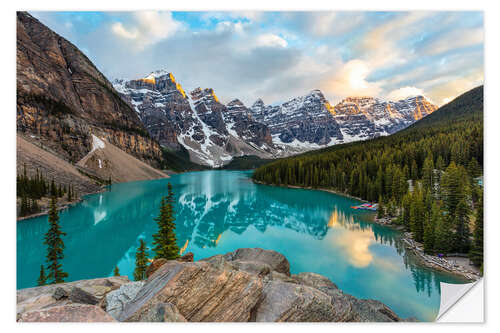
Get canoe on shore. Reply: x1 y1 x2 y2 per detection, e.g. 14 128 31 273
351 203 378 211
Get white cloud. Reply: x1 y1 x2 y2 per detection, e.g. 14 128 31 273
255 33 288 48
387 86 425 101
321 60 381 100
111 22 138 39
110 11 181 49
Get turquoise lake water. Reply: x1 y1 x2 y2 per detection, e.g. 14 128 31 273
17 170 467 321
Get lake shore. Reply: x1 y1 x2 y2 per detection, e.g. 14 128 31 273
16 186 109 222
373 217 481 281
252 180 368 202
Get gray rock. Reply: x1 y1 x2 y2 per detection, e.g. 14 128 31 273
254 280 348 322
223 248 291 276
138 302 187 322
105 281 146 319
348 297 401 322
17 276 130 316
52 287 69 300
292 272 339 291
69 286 99 305
18 304 116 322
119 260 263 322
230 260 272 277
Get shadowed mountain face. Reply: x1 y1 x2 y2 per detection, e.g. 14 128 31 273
16 12 162 167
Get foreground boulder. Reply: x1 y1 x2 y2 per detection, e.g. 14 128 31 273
17 276 129 317
18 304 115 322
119 260 264 322
17 248 408 322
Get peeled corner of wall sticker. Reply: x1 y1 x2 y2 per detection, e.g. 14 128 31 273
436 279 484 322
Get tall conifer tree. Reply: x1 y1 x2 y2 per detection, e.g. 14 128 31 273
152 183 180 259
44 196 68 284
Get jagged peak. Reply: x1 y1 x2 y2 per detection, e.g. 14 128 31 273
307 89 325 98
190 87 219 103
252 98 265 108
147 69 171 78
227 99 245 107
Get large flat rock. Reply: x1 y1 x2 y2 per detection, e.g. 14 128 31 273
119 260 263 322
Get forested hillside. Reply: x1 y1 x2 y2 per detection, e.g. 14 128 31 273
253 86 483 267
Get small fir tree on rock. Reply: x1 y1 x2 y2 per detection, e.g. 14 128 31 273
37 265 47 286
44 196 68 284
113 265 120 276
133 239 149 281
152 183 180 260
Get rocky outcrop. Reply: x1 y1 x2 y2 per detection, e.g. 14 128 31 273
16 248 410 322
105 281 146 319
16 276 130 319
18 304 116 322
16 12 162 167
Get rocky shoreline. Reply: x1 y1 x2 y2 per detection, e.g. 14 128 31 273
373 217 481 281
17 248 415 322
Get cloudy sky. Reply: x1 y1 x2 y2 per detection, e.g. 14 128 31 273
31 11 483 106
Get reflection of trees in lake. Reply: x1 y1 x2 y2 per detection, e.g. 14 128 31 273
400 243 468 296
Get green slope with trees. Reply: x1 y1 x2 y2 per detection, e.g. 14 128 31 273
253 85 483 267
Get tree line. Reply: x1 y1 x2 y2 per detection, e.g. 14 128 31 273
17 163 76 217
253 86 483 269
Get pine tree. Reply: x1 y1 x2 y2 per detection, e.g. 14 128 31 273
377 196 385 219
410 190 425 242
454 198 471 253
113 265 120 276
37 265 47 286
133 239 149 281
67 184 72 202
20 194 28 216
434 214 453 255
423 203 438 254
469 193 483 266
422 155 434 191
152 183 180 259
50 179 57 197
44 196 68 284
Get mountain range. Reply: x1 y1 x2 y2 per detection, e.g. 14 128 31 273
17 10 438 183
113 71 437 167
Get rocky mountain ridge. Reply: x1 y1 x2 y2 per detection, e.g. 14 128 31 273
17 248 413 322
114 73 276 167
115 71 437 167
17 12 162 167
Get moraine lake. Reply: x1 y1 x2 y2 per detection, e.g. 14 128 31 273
17 170 467 321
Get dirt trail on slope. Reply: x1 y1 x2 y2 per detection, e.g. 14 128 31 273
76 135 168 183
